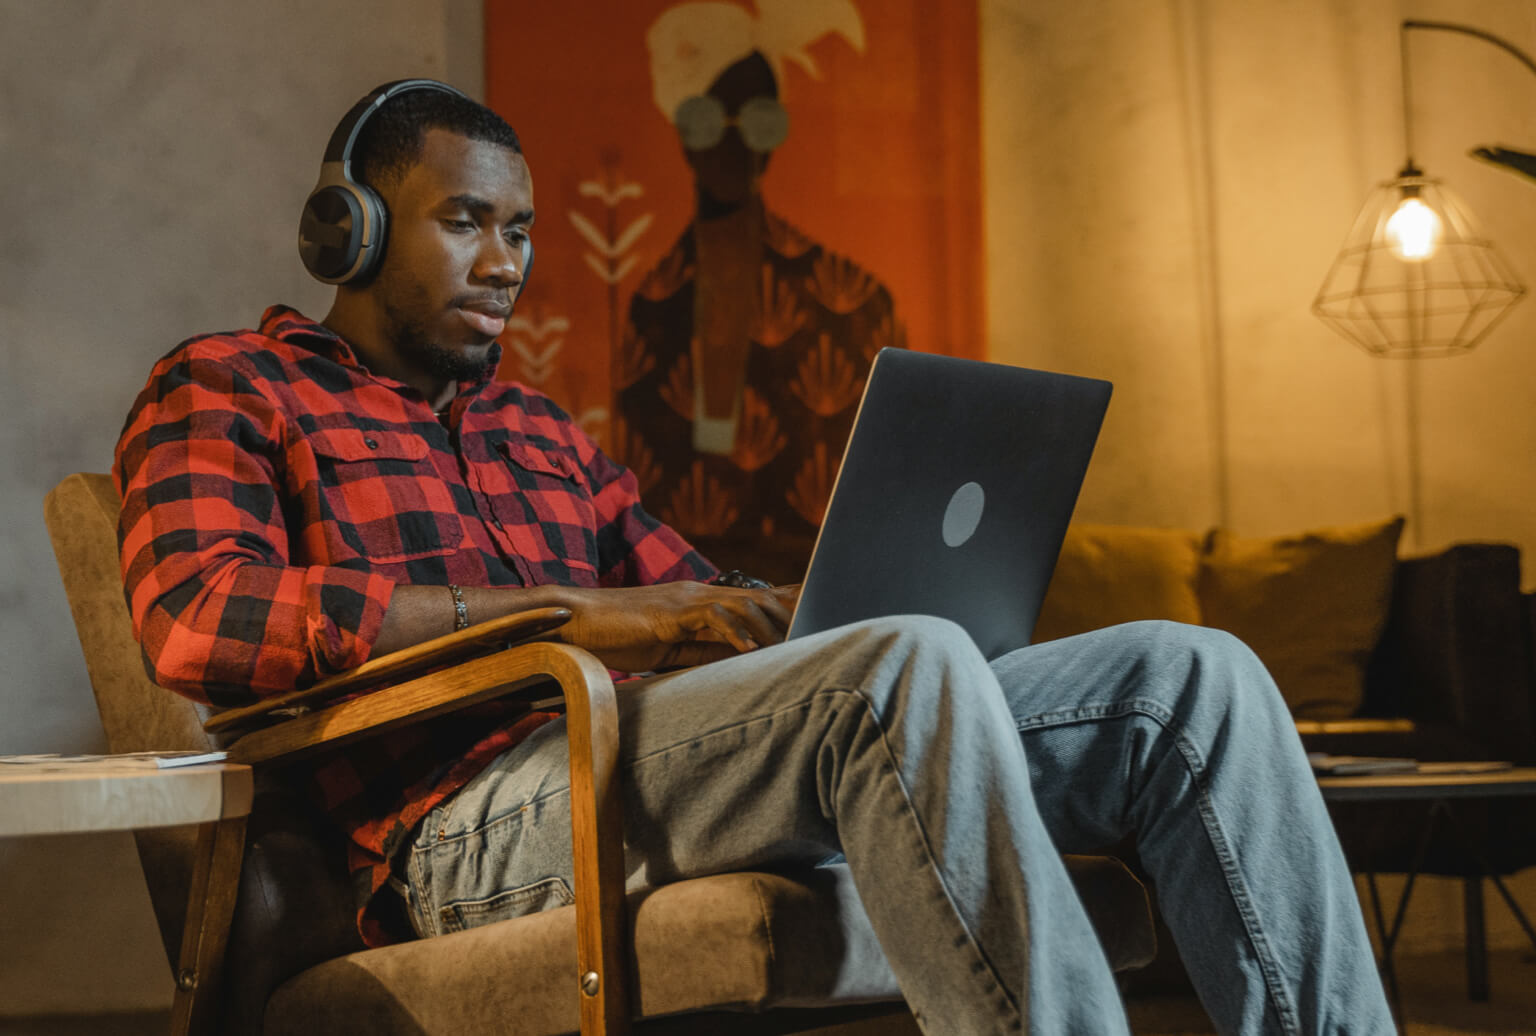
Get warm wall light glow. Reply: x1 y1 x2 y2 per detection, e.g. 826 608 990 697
1385 196 1441 261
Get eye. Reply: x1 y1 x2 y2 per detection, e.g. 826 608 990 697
504 226 531 247
443 218 475 232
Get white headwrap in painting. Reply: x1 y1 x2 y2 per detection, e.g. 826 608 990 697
647 0 865 123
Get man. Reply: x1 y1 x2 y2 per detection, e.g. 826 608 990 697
115 83 1393 1033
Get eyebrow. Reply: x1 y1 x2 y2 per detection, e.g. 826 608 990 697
443 193 535 225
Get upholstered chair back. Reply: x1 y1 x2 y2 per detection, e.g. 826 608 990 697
45 472 215 962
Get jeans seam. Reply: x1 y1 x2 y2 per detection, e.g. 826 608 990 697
829 682 1025 1031
1018 698 1302 1035
431 788 550 850
405 844 437 938
424 701 824 850
623 697 829 768
427 701 824 847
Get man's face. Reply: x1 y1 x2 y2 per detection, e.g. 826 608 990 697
367 128 534 384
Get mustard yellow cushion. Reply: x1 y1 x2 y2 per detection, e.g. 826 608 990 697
1033 524 1204 643
1198 517 1405 719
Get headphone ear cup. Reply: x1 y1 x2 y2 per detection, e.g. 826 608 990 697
303 80 468 285
348 184 389 285
298 182 387 284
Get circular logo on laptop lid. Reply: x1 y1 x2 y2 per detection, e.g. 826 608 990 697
942 481 986 548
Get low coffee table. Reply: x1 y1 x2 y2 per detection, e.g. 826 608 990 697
1317 767 1536 1017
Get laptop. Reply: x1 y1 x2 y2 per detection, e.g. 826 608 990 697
785 349 1112 660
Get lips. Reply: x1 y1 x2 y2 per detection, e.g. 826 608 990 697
458 299 511 339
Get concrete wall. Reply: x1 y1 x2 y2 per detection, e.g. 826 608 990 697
0 0 482 1014
982 0 1536 558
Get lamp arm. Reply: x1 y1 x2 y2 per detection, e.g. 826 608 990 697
1403 20 1536 81
1472 146 1536 184
1403 20 1536 186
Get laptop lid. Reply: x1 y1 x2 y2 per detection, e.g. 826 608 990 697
786 349 1112 659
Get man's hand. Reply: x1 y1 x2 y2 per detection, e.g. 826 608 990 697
558 581 801 672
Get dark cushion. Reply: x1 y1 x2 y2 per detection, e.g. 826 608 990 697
220 777 366 1035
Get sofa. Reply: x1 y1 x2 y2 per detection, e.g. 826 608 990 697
1034 516 1536 765
1033 516 1536 989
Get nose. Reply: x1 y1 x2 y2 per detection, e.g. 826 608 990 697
474 232 527 292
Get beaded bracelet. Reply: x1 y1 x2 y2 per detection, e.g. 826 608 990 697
448 584 469 631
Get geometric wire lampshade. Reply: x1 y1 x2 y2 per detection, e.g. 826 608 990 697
1313 171 1526 356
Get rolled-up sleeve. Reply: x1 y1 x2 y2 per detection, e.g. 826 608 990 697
114 348 394 706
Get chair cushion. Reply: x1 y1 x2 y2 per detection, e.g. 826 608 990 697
265 858 1152 1035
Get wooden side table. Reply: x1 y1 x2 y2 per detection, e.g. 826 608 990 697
1317 767 1536 1018
0 758 252 836
0 758 254 1036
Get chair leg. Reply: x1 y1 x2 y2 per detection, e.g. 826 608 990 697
169 815 247 1036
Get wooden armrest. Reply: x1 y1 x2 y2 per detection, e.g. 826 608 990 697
227 639 574 766
205 607 573 735
226 637 633 1035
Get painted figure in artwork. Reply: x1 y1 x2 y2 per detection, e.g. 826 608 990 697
613 0 905 583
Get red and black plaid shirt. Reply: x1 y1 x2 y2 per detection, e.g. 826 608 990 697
114 306 714 945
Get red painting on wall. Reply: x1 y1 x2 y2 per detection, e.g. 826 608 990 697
485 0 982 580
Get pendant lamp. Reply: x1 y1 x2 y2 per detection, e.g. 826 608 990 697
1313 21 1530 356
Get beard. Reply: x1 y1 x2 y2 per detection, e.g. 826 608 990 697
398 328 490 383
379 283 494 383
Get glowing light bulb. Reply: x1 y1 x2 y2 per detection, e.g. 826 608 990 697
1385 196 1441 262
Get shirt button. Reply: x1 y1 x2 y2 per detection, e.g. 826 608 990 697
491 517 504 530
363 437 378 449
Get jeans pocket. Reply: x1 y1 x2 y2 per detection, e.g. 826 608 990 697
437 876 576 934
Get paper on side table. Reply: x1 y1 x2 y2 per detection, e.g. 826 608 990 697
0 751 227 772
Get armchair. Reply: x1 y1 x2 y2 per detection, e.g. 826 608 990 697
45 472 1155 1035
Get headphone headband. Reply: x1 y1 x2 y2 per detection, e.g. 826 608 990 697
321 79 470 172
300 78 482 285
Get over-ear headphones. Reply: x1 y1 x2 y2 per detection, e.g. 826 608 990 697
301 78 527 288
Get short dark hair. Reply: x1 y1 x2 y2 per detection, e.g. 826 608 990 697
353 88 523 191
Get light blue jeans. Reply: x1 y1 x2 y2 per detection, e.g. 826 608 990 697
400 617 1394 1034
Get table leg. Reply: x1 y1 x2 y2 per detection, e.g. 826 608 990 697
1464 876 1489 1001
1488 871 1536 950
1365 872 1405 1026
1349 797 1448 1030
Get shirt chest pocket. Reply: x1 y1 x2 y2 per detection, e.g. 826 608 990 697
306 429 464 564
493 440 601 583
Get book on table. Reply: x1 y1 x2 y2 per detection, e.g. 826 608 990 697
1308 754 1419 775
1308 753 1514 776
